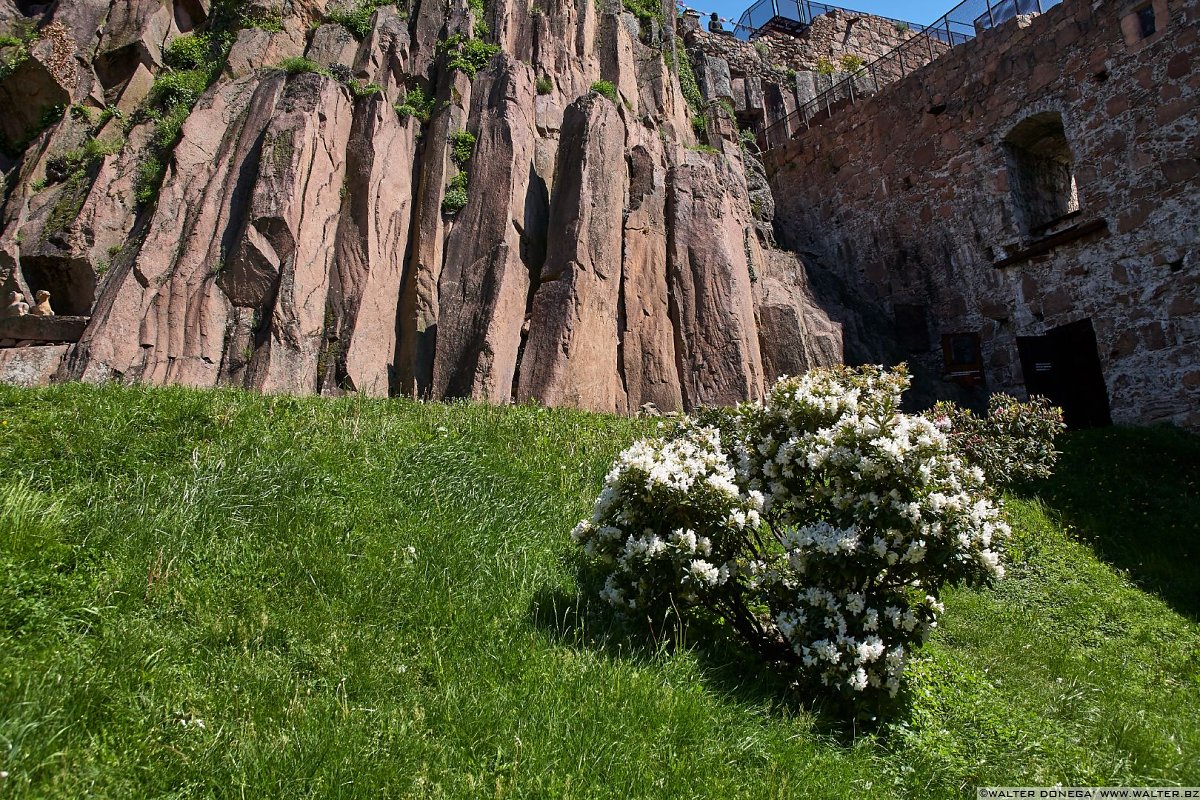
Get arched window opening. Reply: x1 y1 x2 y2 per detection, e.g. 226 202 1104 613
1003 112 1080 236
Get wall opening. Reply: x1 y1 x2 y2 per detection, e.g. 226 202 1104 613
1017 319 1112 429
941 332 984 388
1002 111 1080 236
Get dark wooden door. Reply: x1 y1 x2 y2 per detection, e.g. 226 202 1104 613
1017 318 1112 429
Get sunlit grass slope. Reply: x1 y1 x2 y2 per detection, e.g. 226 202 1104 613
0 384 1197 798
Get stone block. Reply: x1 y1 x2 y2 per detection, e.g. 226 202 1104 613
0 316 89 343
0 345 69 387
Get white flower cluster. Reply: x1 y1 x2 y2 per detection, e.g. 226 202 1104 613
572 424 762 611
574 367 1013 707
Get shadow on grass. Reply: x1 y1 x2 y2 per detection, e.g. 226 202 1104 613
1015 425 1200 620
527 580 890 742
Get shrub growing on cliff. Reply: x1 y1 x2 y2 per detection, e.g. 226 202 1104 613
839 53 867 75
590 80 617 103
449 130 476 167
442 129 476 215
325 0 403 38
442 173 469 215
394 86 435 121
277 56 327 76
0 21 37 81
573 366 1061 711
439 34 500 78
163 33 223 71
670 40 704 113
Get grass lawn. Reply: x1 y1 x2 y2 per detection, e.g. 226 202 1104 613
0 384 1197 798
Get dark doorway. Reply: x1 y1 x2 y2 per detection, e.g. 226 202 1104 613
1017 318 1112 428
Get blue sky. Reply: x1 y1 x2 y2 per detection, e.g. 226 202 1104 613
697 0 955 26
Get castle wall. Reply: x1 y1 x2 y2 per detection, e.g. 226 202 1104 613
767 0 1200 427
684 10 935 145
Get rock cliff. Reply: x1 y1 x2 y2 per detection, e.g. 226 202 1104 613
0 0 842 411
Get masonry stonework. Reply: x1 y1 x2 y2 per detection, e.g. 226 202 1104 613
683 10 933 144
767 0 1200 428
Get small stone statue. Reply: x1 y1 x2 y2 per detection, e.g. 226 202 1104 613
29 290 54 317
4 291 28 318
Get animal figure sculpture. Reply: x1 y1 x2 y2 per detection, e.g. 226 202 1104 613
4 291 28 318
29 290 54 317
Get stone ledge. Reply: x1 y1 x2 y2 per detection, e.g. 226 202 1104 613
993 219 1109 269
0 315 90 344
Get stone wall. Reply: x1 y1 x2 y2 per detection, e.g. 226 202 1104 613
767 0 1200 427
688 9 919 77
683 9 932 145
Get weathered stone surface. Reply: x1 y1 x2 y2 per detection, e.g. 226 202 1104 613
0 37 72 147
94 0 175 90
0 344 68 386
224 27 306 79
0 314 88 342
306 23 359 69
755 251 843 380
668 149 765 407
518 94 627 412
432 61 538 404
228 74 353 394
327 96 419 396
353 6 410 88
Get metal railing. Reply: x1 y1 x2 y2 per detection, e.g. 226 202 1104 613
731 0 930 40
756 0 1061 148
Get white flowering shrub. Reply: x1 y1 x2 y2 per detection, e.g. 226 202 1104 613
574 366 1022 709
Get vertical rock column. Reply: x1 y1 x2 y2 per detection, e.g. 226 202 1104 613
327 98 420 397
432 60 539 403
620 128 683 412
667 148 766 407
234 74 354 394
517 94 627 412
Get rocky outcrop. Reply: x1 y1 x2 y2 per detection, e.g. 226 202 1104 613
517 93 626 412
668 145 767 407
755 250 844 378
432 60 537 404
0 0 845 409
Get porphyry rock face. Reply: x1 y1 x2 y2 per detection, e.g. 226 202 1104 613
0 0 843 410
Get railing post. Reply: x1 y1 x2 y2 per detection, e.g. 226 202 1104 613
986 0 995 28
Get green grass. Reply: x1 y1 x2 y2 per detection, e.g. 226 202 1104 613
0 385 1197 797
